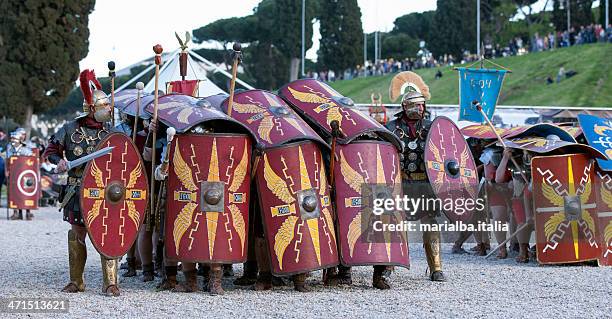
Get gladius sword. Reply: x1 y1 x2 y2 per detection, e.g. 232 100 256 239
55 146 114 173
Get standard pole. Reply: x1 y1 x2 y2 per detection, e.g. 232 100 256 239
477 0 481 57
301 0 306 77
567 0 571 33
606 0 609 27
363 33 367 67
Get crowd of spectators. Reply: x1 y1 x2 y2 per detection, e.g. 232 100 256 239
308 24 611 82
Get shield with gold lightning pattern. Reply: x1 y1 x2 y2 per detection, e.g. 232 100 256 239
532 154 601 264
425 116 479 222
594 165 612 266
165 133 252 263
334 141 409 267
221 90 325 148
256 140 338 275
80 132 149 258
279 79 401 150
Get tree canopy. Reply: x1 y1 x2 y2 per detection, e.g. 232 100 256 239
0 0 95 132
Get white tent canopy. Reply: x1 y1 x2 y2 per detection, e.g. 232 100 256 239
116 48 253 96
142 52 225 96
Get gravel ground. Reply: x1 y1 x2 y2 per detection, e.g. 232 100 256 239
0 207 610 319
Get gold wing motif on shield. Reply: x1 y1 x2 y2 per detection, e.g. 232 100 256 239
173 202 198 255
126 161 142 189
263 154 295 204
459 146 476 199
274 215 298 270
258 116 274 144
232 101 266 114
541 179 566 241
228 142 249 193
347 211 362 258
428 140 444 194
172 140 198 192
339 150 365 194
229 204 246 255
287 86 329 104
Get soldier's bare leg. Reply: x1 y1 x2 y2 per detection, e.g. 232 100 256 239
10 209 20 220
372 265 391 289
172 262 197 293
452 231 471 254
254 237 273 291
122 243 138 277
208 263 225 295
234 235 258 286
509 213 519 253
491 205 509 259
422 215 446 282
138 228 155 282
157 259 178 291
62 224 87 293
516 195 534 263
292 272 310 292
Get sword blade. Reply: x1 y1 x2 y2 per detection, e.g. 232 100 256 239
66 146 114 170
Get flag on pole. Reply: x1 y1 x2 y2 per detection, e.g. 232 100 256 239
457 68 507 123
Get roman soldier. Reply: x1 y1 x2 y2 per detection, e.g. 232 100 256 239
279 79 407 290
145 93 254 296
385 73 446 282
6 129 34 220
43 69 120 296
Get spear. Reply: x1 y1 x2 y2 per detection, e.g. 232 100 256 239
150 44 163 217
108 61 116 127
226 42 242 117
132 82 144 143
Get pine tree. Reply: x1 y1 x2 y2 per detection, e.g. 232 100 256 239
318 0 364 76
0 0 95 134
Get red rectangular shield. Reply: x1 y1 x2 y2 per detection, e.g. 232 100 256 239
8 155 40 210
333 142 409 268
166 133 252 263
255 140 338 275
594 167 612 266
532 154 601 264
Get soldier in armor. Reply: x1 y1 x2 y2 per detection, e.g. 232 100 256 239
7 130 35 220
386 90 447 282
147 122 225 296
43 70 120 296
497 147 535 263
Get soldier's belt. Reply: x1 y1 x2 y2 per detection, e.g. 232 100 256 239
67 177 82 186
60 184 78 209
402 171 427 181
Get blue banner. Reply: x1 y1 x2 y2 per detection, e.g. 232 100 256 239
457 68 507 123
578 113 612 171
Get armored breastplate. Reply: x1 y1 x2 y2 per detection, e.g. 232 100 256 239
66 124 110 179
393 119 429 182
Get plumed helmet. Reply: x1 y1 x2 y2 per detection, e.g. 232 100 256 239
77 70 111 122
77 69 110 120
401 91 426 106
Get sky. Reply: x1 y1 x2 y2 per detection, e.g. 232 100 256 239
80 0 437 73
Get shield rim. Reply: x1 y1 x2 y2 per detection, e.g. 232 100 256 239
424 115 478 222
255 139 339 276
80 132 149 259
531 153 601 265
